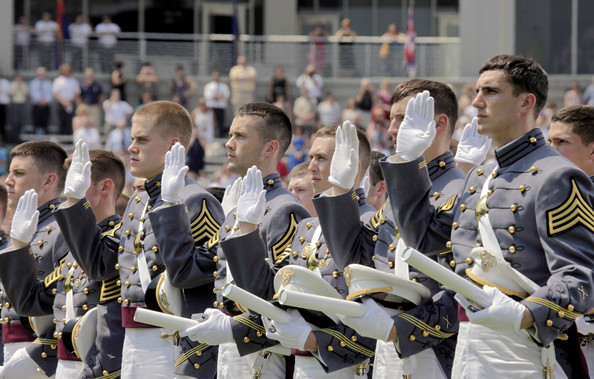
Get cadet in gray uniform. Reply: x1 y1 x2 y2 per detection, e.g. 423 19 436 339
384 55 594 378
0 186 11 365
153 103 309 378
54 147 127 378
0 141 68 378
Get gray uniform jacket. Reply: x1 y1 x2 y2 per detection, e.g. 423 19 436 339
0 198 68 377
384 129 594 378
0 230 10 364
54 202 125 379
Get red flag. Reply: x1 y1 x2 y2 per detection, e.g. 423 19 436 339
56 0 65 31
404 1 416 78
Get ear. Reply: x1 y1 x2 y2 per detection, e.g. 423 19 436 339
588 142 594 162
376 180 387 197
100 178 115 195
263 140 280 159
518 93 537 116
434 114 449 134
43 173 57 189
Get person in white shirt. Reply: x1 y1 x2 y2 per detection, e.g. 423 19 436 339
13 16 31 70
296 64 324 103
105 119 132 155
103 88 133 135
317 91 342 126
52 64 80 135
68 15 92 72
72 104 101 149
203 71 230 137
29 67 53 135
95 16 121 73
34 12 60 70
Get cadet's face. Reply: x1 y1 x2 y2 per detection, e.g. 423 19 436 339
549 121 594 176
308 136 334 194
5 156 44 210
472 70 524 143
128 120 173 179
388 96 412 152
288 175 314 207
225 116 266 176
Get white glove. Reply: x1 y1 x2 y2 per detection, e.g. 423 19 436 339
222 177 242 216
236 166 266 225
339 298 394 341
263 309 312 350
464 285 525 332
11 189 40 245
179 308 233 345
576 316 594 336
64 139 92 200
360 171 370 198
0 345 45 378
328 120 359 190
455 117 492 165
395 90 436 161
161 142 189 203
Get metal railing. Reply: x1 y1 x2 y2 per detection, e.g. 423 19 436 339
15 33 461 79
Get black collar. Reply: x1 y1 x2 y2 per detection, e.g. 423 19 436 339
428 150 456 182
495 128 546 168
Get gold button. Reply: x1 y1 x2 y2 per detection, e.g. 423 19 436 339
73 263 78 269
340 341 346 347
3 317 8 323
433 192 441 199
372 256 375 261
152 265 158 271
439 161 446 168
83 288 89 294
558 311 565 318
125 229 130 236
135 196 141 203
116 280 121 286
292 251 298 258
558 333 568 341
510 204 517 212
508 225 515 234
41 352 47 358
389 244 395 251
225 225 231 232
46 226 52 232
118 297 122 303
152 245 158 252
124 299 130 305
147 205 152 211
243 337 250 343
568 304 574 312
386 261 393 268
519 185 526 192
530 166 538 174
466 257 473 265
452 222 459 229
546 319 553 327
118 246 124 252
50 344 56 350
82 304 88 311
52 288 57 295
38 240 43 247
315 241 322 248
49 204 55 210
219 303 224 309
327 346 334 351
372 235 378 242
256 331 263 337
477 169 484 176
529 137 537 144
124 281 130 287
194 363 200 369
131 267 137 273
409 335 416 341
492 171 497 178
434 325 441 331
509 245 516 254
469 187 476 194
61 305 66 311
140 217 145 223
233 226 239 232
115 264 120 270
268 179 274 186
446 241 452 248
449 260 456 268
196 351 202 356
54 331 58 338
332 270 339 278
58 332 63 338
213 288 217 294
160 333 168 338
213 301 218 308
422 330 430 337
109 221 115 227
128 213 134 219
306 222 313 229
299 237 305 244
103 370 109 376
487 189 493 196
213 256 219 263
213 271 218 277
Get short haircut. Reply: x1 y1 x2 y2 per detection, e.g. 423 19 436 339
551 105 594 145
236 103 293 160
314 124 372 174
132 100 193 148
369 150 387 186
479 54 548 118
288 161 311 181
0 184 7 219
391 79 458 136
206 186 225 203
11 141 67 193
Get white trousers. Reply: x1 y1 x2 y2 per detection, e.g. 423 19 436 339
3 342 29 364
217 342 285 379
55 359 83 378
372 339 446 379
121 328 176 379
0 347 53 379
453 321 567 379
294 355 363 379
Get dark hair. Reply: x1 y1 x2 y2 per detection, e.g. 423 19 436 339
314 123 372 175
391 79 458 136
0 183 7 219
206 186 225 203
479 54 548 118
288 160 311 180
11 141 67 193
369 150 387 186
64 150 126 200
551 105 594 145
236 103 293 160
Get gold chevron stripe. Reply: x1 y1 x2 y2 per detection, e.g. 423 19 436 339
371 203 386 229
396 313 455 339
100 276 121 302
272 213 298 263
437 194 457 214
524 297 582 320
547 179 594 235
208 230 220 249
44 256 67 288
93 369 121 379
190 199 221 244
102 222 122 238
418 160 427 169
233 315 266 333
33 338 58 345
175 343 209 367
317 328 375 357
